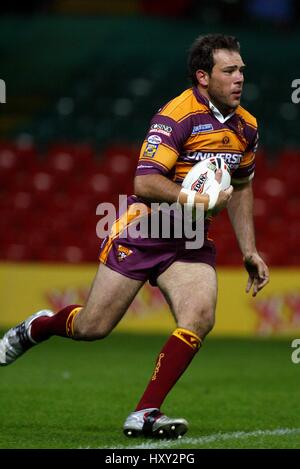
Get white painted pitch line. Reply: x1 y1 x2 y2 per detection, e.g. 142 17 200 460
100 427 300 449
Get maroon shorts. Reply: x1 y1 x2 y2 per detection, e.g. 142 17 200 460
99 196 216 286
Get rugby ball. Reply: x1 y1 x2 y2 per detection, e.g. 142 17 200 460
182 156 231 195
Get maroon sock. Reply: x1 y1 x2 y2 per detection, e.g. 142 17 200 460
30 304 82 342
135 328 201 411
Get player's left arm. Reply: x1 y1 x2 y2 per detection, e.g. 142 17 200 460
227 180 269 297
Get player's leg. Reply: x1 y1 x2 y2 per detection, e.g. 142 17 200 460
157 261 217 338
0 263 144 365
73 263 144 340
124 261 217 438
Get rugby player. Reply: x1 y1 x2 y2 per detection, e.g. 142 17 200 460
0 34 269 439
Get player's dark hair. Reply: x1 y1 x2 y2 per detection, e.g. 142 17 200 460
188 34 240 86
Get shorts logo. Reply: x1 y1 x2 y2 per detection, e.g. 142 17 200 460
143 143 159 158
117 245 133 262
147 135 162 145
150 123 172 136
191 123 213 135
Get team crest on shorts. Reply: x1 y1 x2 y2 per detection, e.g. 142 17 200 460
117 245 133 262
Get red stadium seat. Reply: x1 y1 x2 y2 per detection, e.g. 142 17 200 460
277 148 300 166
0 140 298 266
255 149 271 178
0 148 19 172
2 243 32 261
47 142 95 174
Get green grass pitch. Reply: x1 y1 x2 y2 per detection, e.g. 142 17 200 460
0 332 299 449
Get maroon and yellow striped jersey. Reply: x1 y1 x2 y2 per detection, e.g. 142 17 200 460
136 87 258 185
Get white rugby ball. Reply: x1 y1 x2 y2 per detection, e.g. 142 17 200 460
182 156 231 194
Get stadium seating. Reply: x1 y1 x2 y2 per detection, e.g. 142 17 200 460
0 142 298 266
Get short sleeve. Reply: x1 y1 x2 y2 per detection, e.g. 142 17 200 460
231 130 258 184
135 114 188 177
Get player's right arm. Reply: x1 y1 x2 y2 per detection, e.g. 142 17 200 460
134 173 208 209
134 113 231 212
134 171 232 212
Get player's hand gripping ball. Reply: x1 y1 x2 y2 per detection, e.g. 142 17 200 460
182 156 231 218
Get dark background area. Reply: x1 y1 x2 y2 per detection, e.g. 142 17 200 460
0 0 299 265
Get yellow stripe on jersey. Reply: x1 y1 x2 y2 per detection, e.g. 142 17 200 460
236 105 257 129
99 203 151 264
239 152 255 167
139 156 171 172
186 131 245 153
159 88 207 122
161 142 179 154
177 109 209 123
173 162 193 181
139 141 178 173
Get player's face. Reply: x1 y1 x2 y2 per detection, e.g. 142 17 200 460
207 49 245 114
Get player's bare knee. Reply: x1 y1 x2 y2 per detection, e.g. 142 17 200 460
92 322 113 340
73 310 113 340
202 314 215 335
178 307 215 339
199 309 215 337
190 308 215 338
74 322 112 341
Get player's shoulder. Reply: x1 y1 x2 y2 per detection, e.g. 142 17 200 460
236 105 257 130
158 88 207 122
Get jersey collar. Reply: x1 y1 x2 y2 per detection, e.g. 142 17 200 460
193 86 235 123
208 101 235 123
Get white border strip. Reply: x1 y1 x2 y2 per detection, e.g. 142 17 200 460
100 427 300 449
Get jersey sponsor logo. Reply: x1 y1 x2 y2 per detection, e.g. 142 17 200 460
143 142 159 158
182 151 243 170
147 134 162 145
191 123 214 135
117 244 133 262
150 123 173 136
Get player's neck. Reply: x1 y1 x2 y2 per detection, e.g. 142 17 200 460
198 87 233 117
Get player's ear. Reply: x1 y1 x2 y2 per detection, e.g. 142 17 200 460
196 69 209 87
